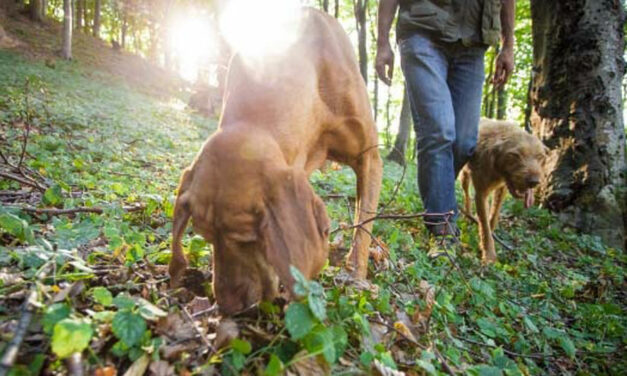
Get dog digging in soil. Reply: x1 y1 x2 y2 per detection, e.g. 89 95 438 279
168 8 382 315
460 118 548 263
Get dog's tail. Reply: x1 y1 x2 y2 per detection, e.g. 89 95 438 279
169 169 193 287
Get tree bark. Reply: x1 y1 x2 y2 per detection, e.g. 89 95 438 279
387 88 412 166
353 0 368 83
334 0 339 18
93 0 100 37
29 0 43 22
530 0 626 250
322 0 329 12
62 0 72 59
75 0 83 30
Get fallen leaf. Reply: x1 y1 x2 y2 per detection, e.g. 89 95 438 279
393 321 418 343
287 350 330 376
160 342 197 360
149 360 175 376
155 313 197 342
94 366 117 376
411 280 435 329
214 318 238 350
187 296 213 315
123 354 150 376
373 359 405 376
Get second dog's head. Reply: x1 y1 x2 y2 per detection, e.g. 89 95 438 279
181 130 330 315
497 129 547 207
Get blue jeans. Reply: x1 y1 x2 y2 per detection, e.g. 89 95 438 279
399 33 486 235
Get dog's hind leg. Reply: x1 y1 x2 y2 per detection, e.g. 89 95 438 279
489 185 506 231
460 168 472 215
475 188 497 263
346 147 383 279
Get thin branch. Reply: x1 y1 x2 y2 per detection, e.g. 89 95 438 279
459 207 514 251
0 259 54 375
455 336 554 360
0 170 47 191
6 204 145 216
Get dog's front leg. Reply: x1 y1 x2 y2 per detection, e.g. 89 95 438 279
346 150 383 279
489 186 506 231
475 188 497 263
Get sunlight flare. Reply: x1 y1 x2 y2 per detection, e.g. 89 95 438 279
169 13 217 81
219 0 303 60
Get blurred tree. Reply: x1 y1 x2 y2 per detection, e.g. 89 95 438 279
530 0 626 250
93 0 100 37
61 0 72 59
29 0 44 22
387 88 411 166
353 0 368 83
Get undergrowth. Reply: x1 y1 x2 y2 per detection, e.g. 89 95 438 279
0 50 625 375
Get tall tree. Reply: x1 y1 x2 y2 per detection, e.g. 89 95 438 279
530 0 626 250
62 0 72 59
29 0 44 22
93 0 101 37
387 88 412 166
75 0 83 30
353 0 368 83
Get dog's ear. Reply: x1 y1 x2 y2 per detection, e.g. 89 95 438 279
261 167 329 293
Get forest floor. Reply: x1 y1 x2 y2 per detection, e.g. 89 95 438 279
0 16 626 376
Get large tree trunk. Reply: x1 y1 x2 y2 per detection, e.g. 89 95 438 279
353 0 368 83
61 0 72 59
530 0 626 250
387 88 412 166
93 0 100 37
29 0 43 22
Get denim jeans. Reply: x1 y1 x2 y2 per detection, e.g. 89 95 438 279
399 32 486 235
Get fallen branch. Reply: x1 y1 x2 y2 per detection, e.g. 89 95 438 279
331 211 454 234
0 259 54 376
0 170 47 192
6 204 145 216
455 336 553 360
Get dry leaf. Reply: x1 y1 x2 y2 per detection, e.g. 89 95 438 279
149 360 175 376
411 280 435 328
187 296 213 315
94 366 117 376
214 318 239 350
160 342 197 360
155 313 197 342
287 350 330 376
393 321 418 343
123 354 150 376
373 359 405 376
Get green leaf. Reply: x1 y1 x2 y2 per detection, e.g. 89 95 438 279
264 354 283 376
331 325 348 362
416 359 436 375
43 303 71 335
43 184 63 206
51 318 93 359
303 326 335 364
0 212 33 242
290 265 309 297
559 336 576 359
92 287 113 306
113 293 136 310
522 316 538 334
469 365 503 376
230 338 252 355
112 311 146 347
136 298 167 321
308 294 326 322
284 302 314 340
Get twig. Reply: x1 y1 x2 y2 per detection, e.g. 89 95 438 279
433 347 456 375
65 352 84 376
6 204 145 216
0 170 47 191
0 259 54 375
331 211 454 234
459 208 514 251
182 307 214 351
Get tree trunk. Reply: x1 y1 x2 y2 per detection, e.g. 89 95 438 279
121 11 127 49
93 0 100 37
75 0 83 30
334 0 339 18
29 0 43 22
530 0 626 250
353 0 368 83
496 88 507 119
62 0 72 59
387 88 412 166
322 0 329 12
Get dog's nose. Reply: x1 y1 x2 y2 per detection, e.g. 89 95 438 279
526 176 540 188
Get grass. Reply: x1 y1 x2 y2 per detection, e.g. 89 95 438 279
0 48 625 376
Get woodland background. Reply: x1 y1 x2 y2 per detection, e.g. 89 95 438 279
0 0 625 375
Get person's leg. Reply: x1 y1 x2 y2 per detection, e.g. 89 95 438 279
447 45 487 176
399 33 457 234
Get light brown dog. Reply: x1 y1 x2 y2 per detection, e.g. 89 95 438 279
168 8 382 314
460 118 547 263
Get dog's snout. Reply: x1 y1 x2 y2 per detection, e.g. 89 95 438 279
526 176 540 188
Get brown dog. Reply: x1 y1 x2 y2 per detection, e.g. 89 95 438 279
168 8 382 314
460 118 547 263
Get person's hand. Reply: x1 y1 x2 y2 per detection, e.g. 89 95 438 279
492 46 514 90
376 42 395 85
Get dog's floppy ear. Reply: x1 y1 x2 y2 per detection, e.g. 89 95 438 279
261 167 329 293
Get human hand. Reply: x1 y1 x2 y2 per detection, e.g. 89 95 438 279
492 46 514 90
375 42 395 85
